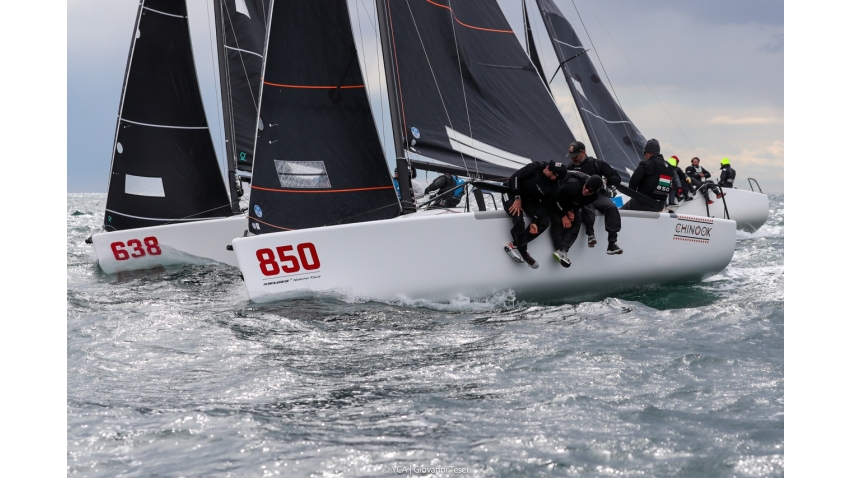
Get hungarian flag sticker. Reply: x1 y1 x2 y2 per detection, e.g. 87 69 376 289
657 175 672 192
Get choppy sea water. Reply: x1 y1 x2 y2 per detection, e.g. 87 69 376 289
67 193 784 477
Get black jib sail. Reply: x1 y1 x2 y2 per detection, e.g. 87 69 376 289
534 0 645 181
104 0 232 231
384 0 576 180
246 0 399 234
216 0 269 175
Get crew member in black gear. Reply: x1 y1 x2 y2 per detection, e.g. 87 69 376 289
718 158 736 187
668 156 692 204
565 141 623 254
685 157 724 203
423 173 462 209
503 160 567 269
621 138 676 212
549 173 604 268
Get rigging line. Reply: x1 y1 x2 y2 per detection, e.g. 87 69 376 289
386 0 409 153
354 0 387 158
223 2 260 111
109 202 234 224
569 0 638 160
206 0 228 178
322 201 401 226
581 1 697 154
541 9 587 146
356 0 388 171
446 0 478 178
402 0 471 177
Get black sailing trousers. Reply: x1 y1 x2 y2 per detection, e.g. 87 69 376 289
503 198 549 253
581 196 621 244
548 212 583 253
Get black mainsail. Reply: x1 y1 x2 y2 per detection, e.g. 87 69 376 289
534 0 645 180
215 0 269 177
246 0 399 234
382 0 576 180
104 0 232 231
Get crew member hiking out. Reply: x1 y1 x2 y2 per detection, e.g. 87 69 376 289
718 157 736 187
621 138 676 212
685 157 724 204
549 174 611 268
423 172 464 209
565 141 623 254
503 160 566 269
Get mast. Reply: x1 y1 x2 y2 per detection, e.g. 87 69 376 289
213 0 243 214
374 0 415 214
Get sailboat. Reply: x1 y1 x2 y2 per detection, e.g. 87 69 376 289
230 0 737 304
88 0 269 274
529 0 769 232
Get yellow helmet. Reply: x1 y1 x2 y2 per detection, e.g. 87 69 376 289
667 157 677 166
721 157 730 165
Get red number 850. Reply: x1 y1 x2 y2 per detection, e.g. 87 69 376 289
256 242 320 276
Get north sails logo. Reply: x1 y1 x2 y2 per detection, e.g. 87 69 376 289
674 215 714 244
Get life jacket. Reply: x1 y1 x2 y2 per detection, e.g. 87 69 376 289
451 175 465 198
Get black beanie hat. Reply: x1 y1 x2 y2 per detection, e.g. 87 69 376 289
585 175 604 191
643 138 660 154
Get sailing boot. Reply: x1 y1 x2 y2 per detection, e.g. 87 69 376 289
553 249 571 268
520 251 539 269
607 243 623 255
504 243 523 263
587 234 598 248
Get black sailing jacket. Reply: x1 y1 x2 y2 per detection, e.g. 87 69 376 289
506 162 560 206
552 174 598 217
566 156 621 189
628 154 676 200
719 165 736 187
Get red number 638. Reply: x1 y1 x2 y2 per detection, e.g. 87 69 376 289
256 242 320 276
110 237 162 260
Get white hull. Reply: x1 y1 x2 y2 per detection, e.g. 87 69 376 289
92 215 247 274
674 188 769 232
232 210 737 304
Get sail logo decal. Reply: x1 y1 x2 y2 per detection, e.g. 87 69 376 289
254 205 263 218
256 243 322 284
673 216 714 244
444 126 530 169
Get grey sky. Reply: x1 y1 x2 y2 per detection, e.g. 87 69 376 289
67 0 783 193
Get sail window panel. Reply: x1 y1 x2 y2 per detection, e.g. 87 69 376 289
274 161 332 189
124 174 165 197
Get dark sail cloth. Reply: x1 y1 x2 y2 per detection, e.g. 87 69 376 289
566 156 621 244
502 162 560 253
548 173 598 253
719 164 737 187
622 153 675 212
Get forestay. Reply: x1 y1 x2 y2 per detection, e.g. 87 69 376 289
385 0 576 179
534 0 645 181
104 0 232 231
246 0 399 234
